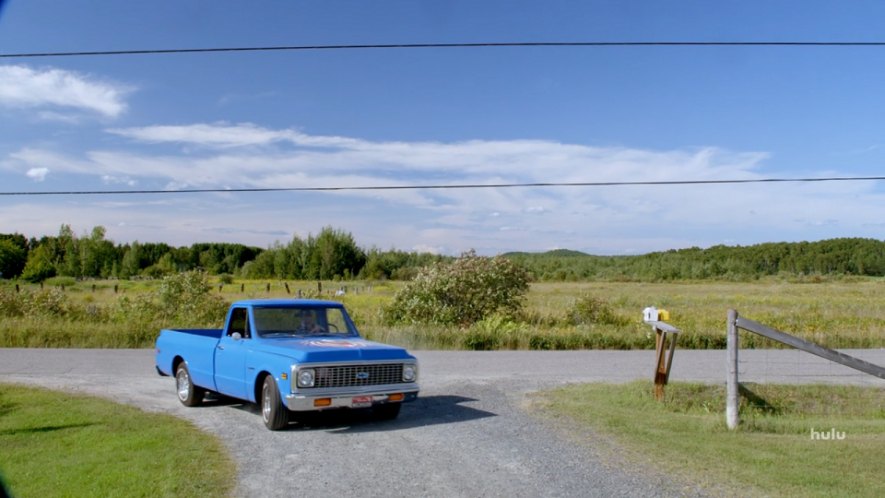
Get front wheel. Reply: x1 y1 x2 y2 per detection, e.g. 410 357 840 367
175 362 204 407
261 376 290 430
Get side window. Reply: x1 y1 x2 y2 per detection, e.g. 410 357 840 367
228 308 250 338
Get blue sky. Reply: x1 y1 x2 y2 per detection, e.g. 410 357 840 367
0 1 883 255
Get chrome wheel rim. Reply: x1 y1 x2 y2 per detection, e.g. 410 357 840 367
176 368 190 401
262 382 271 422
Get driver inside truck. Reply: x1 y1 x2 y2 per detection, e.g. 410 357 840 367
299 310 325 334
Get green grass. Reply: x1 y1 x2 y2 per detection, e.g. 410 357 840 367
2 277 883 349
0 383 235 497
539 381 885 497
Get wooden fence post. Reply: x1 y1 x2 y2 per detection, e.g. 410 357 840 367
726 309 740 430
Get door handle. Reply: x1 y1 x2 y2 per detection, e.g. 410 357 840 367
216 345 225 351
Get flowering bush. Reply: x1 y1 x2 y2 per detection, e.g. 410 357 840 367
385 250 530 326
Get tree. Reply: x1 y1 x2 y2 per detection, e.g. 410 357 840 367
313 227 366 280
120 241 142 278
21 245 56 282
0 239 27 279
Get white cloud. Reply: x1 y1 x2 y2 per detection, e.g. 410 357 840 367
102 175 137 186
107 122 288 148
4 123 884 254
0 65 131 118
26 167 49 181
106 122 363 149
411 244 446 255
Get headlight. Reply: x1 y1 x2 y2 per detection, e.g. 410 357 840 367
403 364 417 382
297 368 315 388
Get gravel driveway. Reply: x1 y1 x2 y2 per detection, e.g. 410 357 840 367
1 348 882 497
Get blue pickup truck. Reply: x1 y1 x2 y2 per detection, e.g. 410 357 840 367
155 299 419 430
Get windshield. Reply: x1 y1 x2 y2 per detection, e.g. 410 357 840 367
252 306 356 338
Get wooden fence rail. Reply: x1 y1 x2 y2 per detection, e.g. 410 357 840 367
726 309 885 429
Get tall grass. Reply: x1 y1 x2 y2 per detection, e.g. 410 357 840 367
1 277 882 349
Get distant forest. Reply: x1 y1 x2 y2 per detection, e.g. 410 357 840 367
0 224 882 282
505 238 885 281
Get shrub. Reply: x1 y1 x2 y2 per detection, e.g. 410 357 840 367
385 250 530 326
0 288 25 317
25 289 69 317
462 314 529 350
156 270 228 326
569 295 630 326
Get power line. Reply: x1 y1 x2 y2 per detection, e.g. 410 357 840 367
4 41 885 59
1 176 882 196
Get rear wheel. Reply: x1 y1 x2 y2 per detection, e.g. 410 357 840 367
175 362 205 407
261 376 290 430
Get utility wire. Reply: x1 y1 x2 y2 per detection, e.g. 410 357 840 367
5 41 885 58
1 176 882 196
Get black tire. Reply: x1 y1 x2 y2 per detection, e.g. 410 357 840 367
261 375 290 430
175 362 205 407
373 402 402 421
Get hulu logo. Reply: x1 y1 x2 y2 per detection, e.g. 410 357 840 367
810 428 846 441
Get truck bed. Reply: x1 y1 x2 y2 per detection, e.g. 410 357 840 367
165 328 223 339
155 328 223 389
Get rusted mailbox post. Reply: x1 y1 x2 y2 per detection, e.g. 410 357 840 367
643 307 680 401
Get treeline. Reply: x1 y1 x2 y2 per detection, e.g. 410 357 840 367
0 225 445 282
1 225 882 283
241 228 445 280
505 238 885 281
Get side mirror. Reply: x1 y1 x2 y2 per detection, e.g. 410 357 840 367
231 332 243 341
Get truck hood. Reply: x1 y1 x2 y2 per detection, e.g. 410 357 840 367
256 337 415 363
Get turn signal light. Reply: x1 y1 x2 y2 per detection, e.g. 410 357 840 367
314 398 332 407
388 393 404 402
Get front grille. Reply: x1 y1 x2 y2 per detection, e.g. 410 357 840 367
312 363 405 389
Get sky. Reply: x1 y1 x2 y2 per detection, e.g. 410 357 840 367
0 1 883 255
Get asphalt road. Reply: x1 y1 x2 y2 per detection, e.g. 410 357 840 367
1 348 883 497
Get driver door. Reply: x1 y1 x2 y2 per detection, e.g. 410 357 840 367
214 307 250 399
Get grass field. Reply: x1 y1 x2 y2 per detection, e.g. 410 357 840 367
0 383 234 497
539 381 885 497
1 277 883 349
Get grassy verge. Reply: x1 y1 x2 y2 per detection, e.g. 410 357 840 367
539 381 885 497
0 383 234 497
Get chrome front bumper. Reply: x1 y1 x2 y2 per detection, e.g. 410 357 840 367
284 383 419 412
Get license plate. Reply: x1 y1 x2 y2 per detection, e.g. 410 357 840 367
352 396 373 408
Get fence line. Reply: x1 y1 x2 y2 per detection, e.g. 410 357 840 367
726 309 885 430
736 316 885 379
